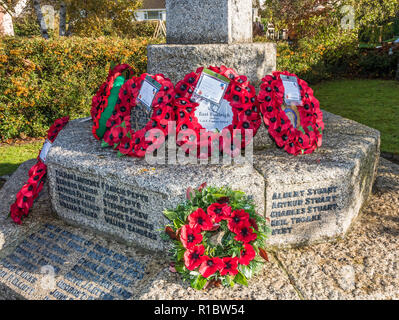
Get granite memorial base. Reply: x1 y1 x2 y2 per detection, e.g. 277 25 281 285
147 43 277 87
46 120 265 252
44 110 379 251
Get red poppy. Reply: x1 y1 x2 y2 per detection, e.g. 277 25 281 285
238 243 256 266
184 245 205 271
207 203 231 223
199 256 223 278
180 225 203 249
234 224 257 243
17 183 37 199
16 193 33 211
220 257 239 276
28 162 46 178
188 208 214 231
118 136 134 155
227 209 250 233
10 203 26 225
249 218 259 231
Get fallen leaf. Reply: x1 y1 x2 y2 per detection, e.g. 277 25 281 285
259 248 269 262
165 226 177 240
198 182 207 192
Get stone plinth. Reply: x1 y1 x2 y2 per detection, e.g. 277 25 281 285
147 42 276 86
256 111 380 247
46 121 265 252
45 111 380 251
166 0 253 44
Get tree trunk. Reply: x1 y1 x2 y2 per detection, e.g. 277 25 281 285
33 0 49 40
59 1 67 36
0 9 14 36
0 0 29 36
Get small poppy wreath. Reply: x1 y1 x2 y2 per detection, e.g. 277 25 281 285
10 117 69 225
258 71 324 155
101 73 175 158
174 66 262 158
91 64 133 140
162 185 271 290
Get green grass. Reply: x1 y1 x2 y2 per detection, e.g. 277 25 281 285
0 142 43 177
0 79 398 178
313 79 399 154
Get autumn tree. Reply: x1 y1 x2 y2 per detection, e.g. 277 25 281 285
63 0 142 37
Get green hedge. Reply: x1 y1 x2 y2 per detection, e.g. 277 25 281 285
0 36 161 141
254 35 399 84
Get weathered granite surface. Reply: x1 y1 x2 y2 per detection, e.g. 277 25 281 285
166 0 253 44
1 157 398 300
46 120 265 252
147 42 276 86
254 111 380 248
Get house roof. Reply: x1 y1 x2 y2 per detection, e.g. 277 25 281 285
142 0 165 9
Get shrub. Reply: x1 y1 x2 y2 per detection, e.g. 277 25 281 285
0 36 162 141
255 34 399 84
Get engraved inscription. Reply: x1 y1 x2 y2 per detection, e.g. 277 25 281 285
0 224 147 300
53 169 158 242
269 186 339 236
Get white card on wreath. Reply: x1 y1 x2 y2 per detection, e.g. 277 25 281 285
39 140 52 163
194 98 234 132
194 69 230 105
137 76 161 110
281 75 302 106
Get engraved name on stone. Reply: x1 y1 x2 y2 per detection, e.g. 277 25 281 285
269 185 340 236
54 169 158 241
0 224 147 300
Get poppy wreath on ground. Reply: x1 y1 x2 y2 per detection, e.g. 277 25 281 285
258 71 324 155
101 73 175 158
91 64 133 140
174 66 262 158
10 117 69 225
162 185 271 290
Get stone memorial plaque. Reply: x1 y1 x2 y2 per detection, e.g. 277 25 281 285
0 223 152 300
267 184 343 241
49 166 163 251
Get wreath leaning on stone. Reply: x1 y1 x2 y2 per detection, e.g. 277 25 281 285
174 65 262 158
258 71 324 155
10 117 70 224
162 185 271 290
100 72 175 158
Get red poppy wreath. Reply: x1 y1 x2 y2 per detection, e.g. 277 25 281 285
174 66 262 158
10 117 69 224
91 64 133 141
100 72 175 158
163 185 271 290
258 71 324 155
